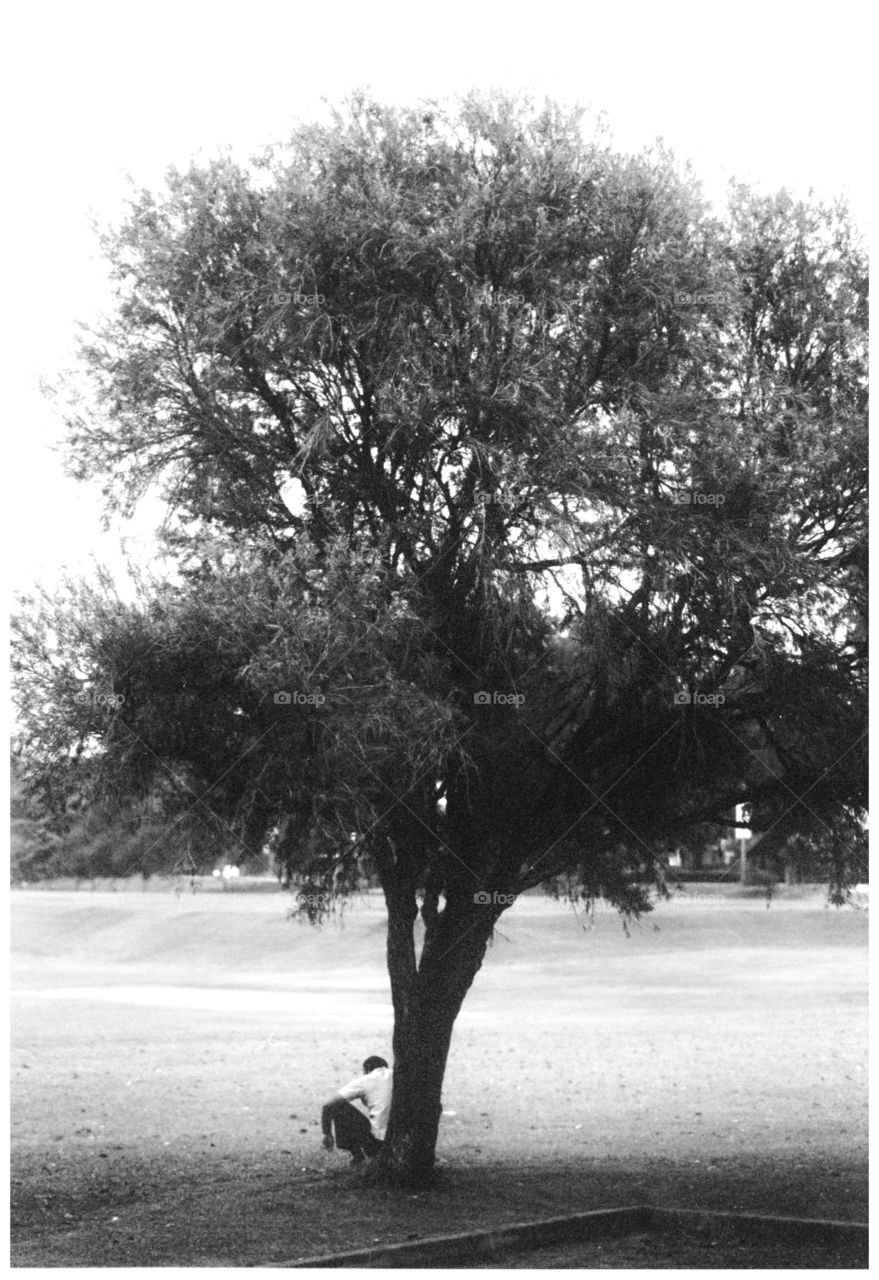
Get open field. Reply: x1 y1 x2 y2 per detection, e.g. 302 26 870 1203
11 884 868 1267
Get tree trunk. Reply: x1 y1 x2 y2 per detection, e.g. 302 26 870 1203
374 902 497 1186
378 995 457 1185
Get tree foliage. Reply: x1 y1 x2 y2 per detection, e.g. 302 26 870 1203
14 92 867 1182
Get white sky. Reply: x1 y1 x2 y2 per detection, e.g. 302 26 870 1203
6 0 873 596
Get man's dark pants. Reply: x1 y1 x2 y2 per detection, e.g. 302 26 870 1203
326 1099 383 1156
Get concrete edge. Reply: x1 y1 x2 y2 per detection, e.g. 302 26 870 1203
274 1204 868 1269
276 1205 650 1268
647 1206 869 1243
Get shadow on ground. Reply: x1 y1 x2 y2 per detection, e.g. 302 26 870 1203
11 1148 868 1267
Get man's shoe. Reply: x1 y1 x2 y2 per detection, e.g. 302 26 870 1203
350 1149 365 1165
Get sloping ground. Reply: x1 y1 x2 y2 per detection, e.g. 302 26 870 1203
11 885 390 985
11 886 868 1266
10 879 863 981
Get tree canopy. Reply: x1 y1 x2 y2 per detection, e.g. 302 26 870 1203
13 92 867 1182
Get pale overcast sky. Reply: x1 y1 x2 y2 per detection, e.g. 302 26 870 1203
7 0 872 594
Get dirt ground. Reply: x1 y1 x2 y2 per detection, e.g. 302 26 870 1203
10 884 868 1267
487 1223 867 1269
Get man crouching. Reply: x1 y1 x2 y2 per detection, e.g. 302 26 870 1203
321 1055 392 1165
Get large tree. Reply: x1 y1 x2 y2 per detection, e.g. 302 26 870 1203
14 93 867 1184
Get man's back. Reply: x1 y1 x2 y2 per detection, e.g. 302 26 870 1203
338 1065 392 1139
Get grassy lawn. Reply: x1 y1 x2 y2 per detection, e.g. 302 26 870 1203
10 884 868 1266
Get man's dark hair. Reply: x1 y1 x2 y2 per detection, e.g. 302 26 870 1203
363 1055 388 1073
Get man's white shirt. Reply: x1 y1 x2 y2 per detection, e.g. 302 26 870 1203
338 1066 393 1139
